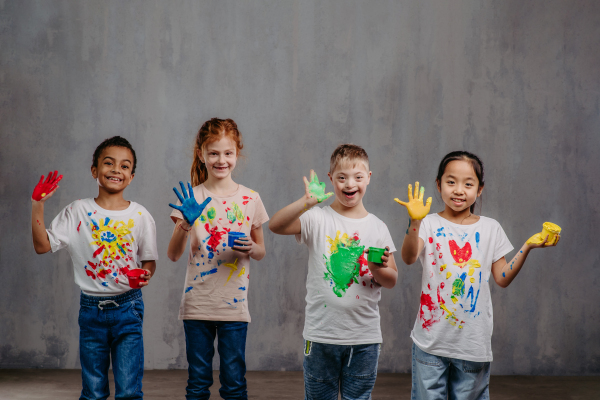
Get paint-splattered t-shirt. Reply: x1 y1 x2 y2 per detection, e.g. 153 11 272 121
411 213 513 362
170 184 269 322
46 199 159 296
296 206 396 345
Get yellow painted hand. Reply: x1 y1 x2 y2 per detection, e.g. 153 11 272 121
394 182 432 220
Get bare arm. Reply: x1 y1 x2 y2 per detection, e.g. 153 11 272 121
167 218 191 262
269 169 331 235
31 172 62 254
491 234 560 288
368 248 398 288
401 219 424 265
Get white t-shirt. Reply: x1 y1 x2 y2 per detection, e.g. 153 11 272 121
410 213 513 362
47 199 159 296
296 206 396 345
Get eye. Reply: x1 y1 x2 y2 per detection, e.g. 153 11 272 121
105 161 112 166
447 180 454 184
122 165 129 169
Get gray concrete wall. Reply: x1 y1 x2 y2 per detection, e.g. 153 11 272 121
1 0 599 375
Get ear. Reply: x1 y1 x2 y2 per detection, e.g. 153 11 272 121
365 171 372 185
436 179 441 192
477 184 484 197
91 165 97 179
328 172 333 183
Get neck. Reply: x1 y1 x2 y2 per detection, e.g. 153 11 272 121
203 175 238 196
329 198 368 219
438 205 478 225
95 189 130 211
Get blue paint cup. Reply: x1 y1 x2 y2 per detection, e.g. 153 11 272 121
228 232 247 248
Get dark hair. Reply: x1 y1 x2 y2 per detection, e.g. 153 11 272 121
191 118 243 186
92 136 137 174
435 151 484 213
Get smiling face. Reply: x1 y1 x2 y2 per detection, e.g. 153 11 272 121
328 159 371 209
91 146 135 194
437 160 483 213
199 135 238 181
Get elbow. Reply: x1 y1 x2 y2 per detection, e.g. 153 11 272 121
33 243 50 254
268 221 280 235
167 251 181 262
402 255 417 266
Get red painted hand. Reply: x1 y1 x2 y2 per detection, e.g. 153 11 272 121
32 171 63 201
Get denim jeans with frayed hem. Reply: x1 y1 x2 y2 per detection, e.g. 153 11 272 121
411 342 490 400
183 320 248 400
79 289 144 400
303 340 380 400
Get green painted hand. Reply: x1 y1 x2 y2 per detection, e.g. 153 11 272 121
304 169 333 203
394 181 432 220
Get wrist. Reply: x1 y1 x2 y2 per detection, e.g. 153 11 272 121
179 221 192 231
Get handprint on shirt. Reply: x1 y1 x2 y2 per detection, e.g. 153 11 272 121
169 181 212 226
394 182 432 220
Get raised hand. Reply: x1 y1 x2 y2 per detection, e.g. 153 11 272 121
303 169 333 204
526 233 561 248
32 171 63 201
169 181 212 226
394 181 432 220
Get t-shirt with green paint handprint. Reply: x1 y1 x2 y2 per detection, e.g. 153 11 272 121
296 206 396 345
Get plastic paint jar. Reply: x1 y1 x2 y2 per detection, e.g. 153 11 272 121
541 222 561 245
367 247 386 263
126 269 145 289
228 231 246 248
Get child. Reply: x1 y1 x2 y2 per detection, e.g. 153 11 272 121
167 118 269 400
269 144 398 400
31 136 158 400
396 150 560 399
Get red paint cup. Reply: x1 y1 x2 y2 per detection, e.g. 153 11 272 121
126 269 146 289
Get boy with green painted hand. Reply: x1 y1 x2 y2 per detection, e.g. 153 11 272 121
270 144 397 400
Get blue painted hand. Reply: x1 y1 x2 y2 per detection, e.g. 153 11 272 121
169 181 212 226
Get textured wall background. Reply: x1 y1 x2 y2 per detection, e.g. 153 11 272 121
1 0 599 375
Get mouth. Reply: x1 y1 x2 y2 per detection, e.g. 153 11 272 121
451 198 466 206
213 165 228 172
342 190 358 199
106 176 122 182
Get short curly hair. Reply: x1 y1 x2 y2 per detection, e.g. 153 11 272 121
92 136 137 174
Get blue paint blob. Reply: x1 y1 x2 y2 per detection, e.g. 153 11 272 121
239 286 246 291
520 250 523 253
201 254 204 258
208 252 214 259
196 263 200 266
102 282 108 287
185 286 193 293
223 243 227 247
234 298 238 303
200 268 218 277
88 212 92 216
194 275 198 280
475 232 480 249
502 272 506 277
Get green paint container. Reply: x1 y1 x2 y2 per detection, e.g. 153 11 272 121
367 247 385 263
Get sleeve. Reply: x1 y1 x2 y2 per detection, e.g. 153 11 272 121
46 204 74 253
251 193 270 230
136 210 159 262
377 220 397 253
492 221 514 263
295 207 322 245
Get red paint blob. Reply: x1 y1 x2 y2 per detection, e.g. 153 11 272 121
429 237 433 243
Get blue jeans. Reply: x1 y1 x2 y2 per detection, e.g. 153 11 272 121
183 320 249 400
303 340 380 400
79 289 144 400
411 343 490 400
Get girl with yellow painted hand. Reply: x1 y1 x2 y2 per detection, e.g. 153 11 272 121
396 151 560 400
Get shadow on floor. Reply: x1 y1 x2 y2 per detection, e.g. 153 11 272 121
0 369 598 399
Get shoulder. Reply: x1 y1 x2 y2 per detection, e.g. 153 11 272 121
365 212 388 228
477 215 502 229
62 198 92 215
238 185 261 199
128 202 156 223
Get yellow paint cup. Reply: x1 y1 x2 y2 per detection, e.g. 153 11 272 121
541 222 561 245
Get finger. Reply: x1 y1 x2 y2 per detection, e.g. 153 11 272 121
554 235 561 245
53 174 64 186
37 175 45 185
179 181 189 200
425 197 432 208
169 203 184 212
188 182 195 199
303 176 309 187
199 197 212 210
407 184 413 201
310 169 315 182
414 182 420 200
173 187 185 204
394 198 408 206
313 171 319 183
45 171 53 184
364 248 369 254
419 186 425 201
541 235 549 246
323 192 334 201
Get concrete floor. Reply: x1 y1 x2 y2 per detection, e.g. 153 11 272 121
0 369 598 399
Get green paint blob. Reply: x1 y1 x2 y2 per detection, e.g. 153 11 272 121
200 215 207 223
323 244 364 297
207 207 216 221
308 174 331 203
452 278 465 297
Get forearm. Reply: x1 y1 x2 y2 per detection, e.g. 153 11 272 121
141 260 156 276
167 220 189 261
401 219 421 264
31 201 51 254
369 266 398 289
494 244 531 288
250 242 266 261
269 196 312 235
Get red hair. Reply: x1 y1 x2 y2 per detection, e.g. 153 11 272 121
191 118 243 186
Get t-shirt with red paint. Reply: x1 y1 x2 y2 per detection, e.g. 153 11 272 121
411 213 513 362
170 184 269 322
46 199 159 296
296 206 396 345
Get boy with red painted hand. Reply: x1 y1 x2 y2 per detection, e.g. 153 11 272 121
269 144 398 400
31 136 158 400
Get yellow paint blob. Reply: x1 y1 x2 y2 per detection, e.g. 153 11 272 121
237 266 246 277
446 272 452 279
224 258 239 285
470 277 475 283
451 296 458 304
41 193 46 197
527 222 561 245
